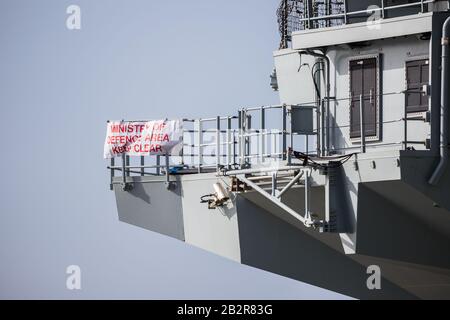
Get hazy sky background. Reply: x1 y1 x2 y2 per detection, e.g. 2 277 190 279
0 0 349 299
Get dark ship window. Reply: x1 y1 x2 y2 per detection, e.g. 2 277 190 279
405 59 429 113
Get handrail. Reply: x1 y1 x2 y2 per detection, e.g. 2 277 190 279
295 1 432 25
108 89 431 189
277 0 433 48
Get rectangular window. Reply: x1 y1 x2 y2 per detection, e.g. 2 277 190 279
405 59 429 113
350 57 378 139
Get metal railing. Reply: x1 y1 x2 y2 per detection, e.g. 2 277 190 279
277 0 432 48
108 90 431 190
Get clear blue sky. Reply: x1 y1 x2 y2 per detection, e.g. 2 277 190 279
0 0 349 299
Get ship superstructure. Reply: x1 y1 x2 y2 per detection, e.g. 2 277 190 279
106 0 450 299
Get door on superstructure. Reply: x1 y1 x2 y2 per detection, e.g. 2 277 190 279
350 57 378 139
405 59 429 113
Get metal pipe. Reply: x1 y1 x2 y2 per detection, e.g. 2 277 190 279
300 50 331 156
429 17 450 185
313 60 323 157
225 165 305 176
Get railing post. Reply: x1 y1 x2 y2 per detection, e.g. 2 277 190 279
165 154 171 189
343 0 348 25
420 0 424 13
246 114 252 166
156 155 161 175
238 110 245 167
216 116 221 172
227 117 232 169
282 104 287 161
260 107 265 163
306 0 312 29
305 134 309 155
289 108 293 165
381 0 385 19
404 91 408 150
140 156 144 176
305 170 309 218
197 119 203 173
110 157 115 190
304 169 311 225
121 153 127 189
272 131 278 159
359 94 366 153
126 155 130 176
180 130 185 166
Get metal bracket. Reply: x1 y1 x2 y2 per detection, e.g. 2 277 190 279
236 168 324 230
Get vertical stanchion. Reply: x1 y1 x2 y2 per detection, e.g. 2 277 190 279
272 132 278 159
140 156 144 176
121 153 126 188
126 155 130 176
110 157 115 190
227 117 232 170
404 91 408 150
304 170 310 223
306 0 312 29
271 172 277 197
282 104 287 161
180 130 185 166
238 110 245 167
343 0 348 25
359 94 366 153
216 116 221 172
289 109 293 165
156 155 161 175
165 154 170 189
197 119 203 173
305 134 309 155
246 114 252 166
260 107 265 163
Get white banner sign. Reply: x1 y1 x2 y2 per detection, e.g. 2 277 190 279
103 119 183 159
